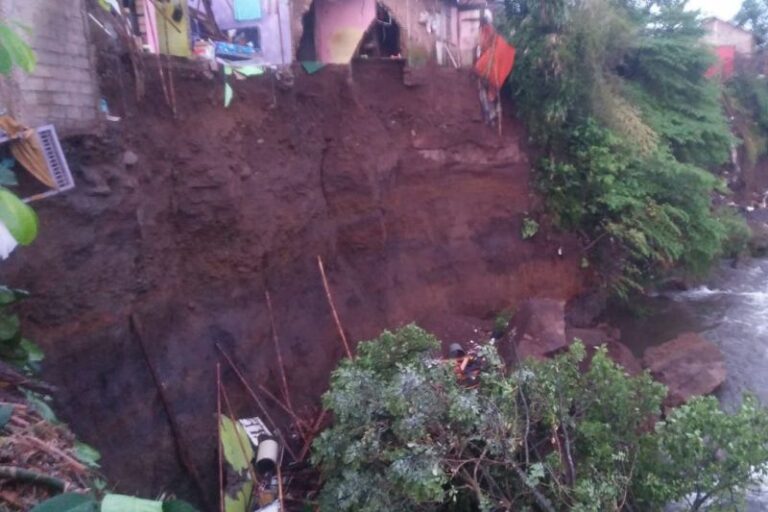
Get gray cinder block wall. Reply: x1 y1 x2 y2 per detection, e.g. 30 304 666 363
0 0 100 135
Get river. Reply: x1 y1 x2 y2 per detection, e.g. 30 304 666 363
611 257 768 510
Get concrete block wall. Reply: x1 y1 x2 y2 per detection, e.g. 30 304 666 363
0 0 100 135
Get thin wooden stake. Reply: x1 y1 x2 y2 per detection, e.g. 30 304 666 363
220 382 260 510
256 382 308 435
167 55 178 117
217 363 225 512
316 255 353 359
265 289 292 411
298 409 328 462
277 446 286 512
130 314 211 510
215 343 301 461
215 343 279 431
497 97 503 137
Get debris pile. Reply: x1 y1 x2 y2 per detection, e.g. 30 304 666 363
0 392 100 511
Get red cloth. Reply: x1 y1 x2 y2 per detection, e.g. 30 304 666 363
705 45 736 80
474 24 516 93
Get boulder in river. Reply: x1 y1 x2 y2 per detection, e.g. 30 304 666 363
567 326 642 376
643 332 726 407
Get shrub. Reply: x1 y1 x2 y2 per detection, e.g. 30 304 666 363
312 325 768 511
499 0 742 296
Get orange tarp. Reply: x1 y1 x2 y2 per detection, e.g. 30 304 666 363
474 24 516 94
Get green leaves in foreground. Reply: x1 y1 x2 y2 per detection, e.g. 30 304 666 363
313 325 768 512
0 187 38 245
0 284 44 372
31 494 199 512
219 415 255 512
30 493 97 512
0 22 36 75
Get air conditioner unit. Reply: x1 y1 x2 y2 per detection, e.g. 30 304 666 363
0 124 76 203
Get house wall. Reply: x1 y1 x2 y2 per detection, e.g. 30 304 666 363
456 7 482 67
191 0 293 65
0 0 99 135
703 19 755 55
291 0 447 65
314 0 376 63
155 0 192 57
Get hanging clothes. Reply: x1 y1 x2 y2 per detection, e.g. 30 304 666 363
234 0 262 21
0 116 55 189
474 22 516 99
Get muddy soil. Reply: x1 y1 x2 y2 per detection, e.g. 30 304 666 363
0 60 585 504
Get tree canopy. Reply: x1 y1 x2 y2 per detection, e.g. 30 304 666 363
499 0 740 296
312 325 768 511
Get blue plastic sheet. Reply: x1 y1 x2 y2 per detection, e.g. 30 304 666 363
234 0 262 21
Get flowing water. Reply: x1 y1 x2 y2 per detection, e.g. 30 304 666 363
612 258 768 510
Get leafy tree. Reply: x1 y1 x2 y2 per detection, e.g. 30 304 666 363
735 0 768 44
499 0 739 296
0 21 35 75
312 325 768 511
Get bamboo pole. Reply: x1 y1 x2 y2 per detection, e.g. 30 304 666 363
298 409 327 462
215 343 279 431
215 343 301 461
316 255 353 359
265 289 292 411
277 453 286 512
217 363 225 512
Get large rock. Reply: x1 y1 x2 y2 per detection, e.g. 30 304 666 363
567 327 642 376
507 299 567 361
643 332 726 407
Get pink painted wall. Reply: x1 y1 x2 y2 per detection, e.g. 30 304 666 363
314 0 376 63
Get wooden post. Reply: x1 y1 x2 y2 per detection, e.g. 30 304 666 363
265 289 293 411
317 256 353 359
217 363 225 512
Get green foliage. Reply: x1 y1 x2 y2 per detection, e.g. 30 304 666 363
0 403 14 428
313 326 768 512
30 493 97 512
0 285 43 372
492 310 513 335
521 217 539 239
162 501 200 512
23 390 57 422
219 415 254 512
0 158 19 187
727 73 768 166
717 206 752 258
0 21 36 75
32 494 200 512
541 120 730 295
500 0 739 295
74 441 102 469
101 494 164 512
0 187 38 246
636 395 768 510
735 0 768 43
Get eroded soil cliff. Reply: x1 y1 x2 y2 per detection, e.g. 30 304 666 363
0 60 584 501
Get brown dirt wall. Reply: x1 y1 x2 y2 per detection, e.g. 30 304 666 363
0 59 585 504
